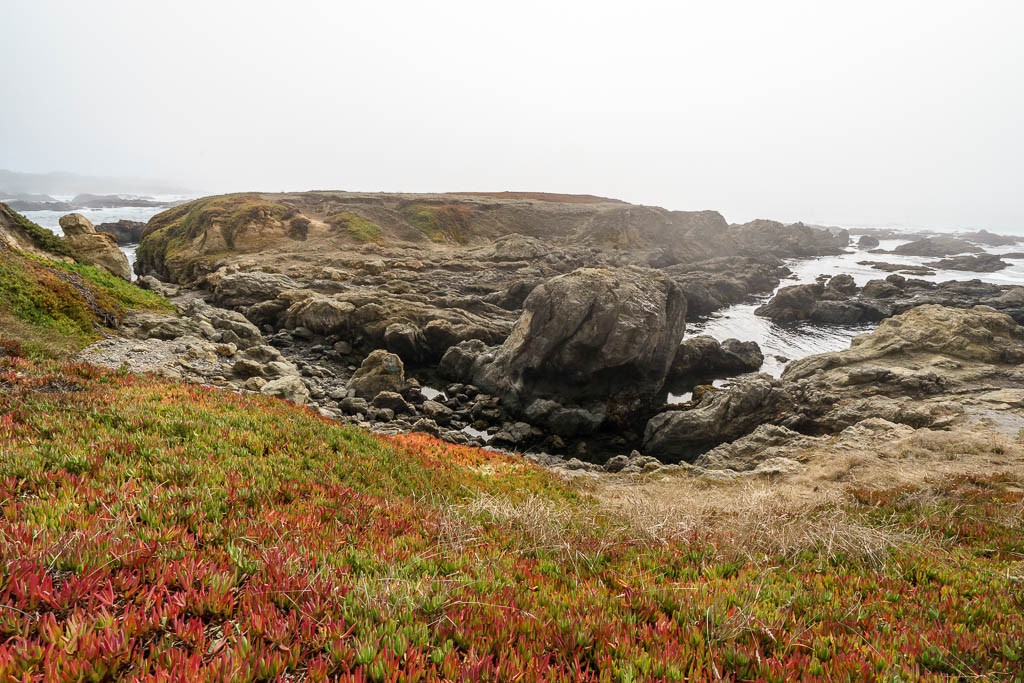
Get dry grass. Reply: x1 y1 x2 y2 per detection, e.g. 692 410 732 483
596 479 923 568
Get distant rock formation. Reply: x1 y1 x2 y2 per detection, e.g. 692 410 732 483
96 219 146 245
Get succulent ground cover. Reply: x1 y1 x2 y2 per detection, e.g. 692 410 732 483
1 346 1022 681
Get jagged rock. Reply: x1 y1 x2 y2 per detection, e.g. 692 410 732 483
422 399 454 425
753 283 823 322
438 340 492 381
474 266 687 426
346 350 407 399
136 275 180 298
260 376 310 404
668 336 763 381
59 213 131 280
892 237 982 257
182 300 262 348
643 374 796 461
339 397 370 415
384 322 428 364
212 272 302 308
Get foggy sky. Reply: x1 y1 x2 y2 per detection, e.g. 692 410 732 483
3 0 1022 230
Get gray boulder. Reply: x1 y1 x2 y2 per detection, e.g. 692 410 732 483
642 374 795 462
260 376 310 404
475 266 687 426
346 350 407 399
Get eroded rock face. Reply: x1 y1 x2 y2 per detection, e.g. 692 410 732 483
59 213 131 280
346 349 407 399
643 305 1024 463
643 375 796 459
667 336 763 381
475 266 687 427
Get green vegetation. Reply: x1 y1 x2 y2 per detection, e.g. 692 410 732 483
0 245 170 356
401 202 473 244
0 204 73 256
137 194 300 278
0 346 1021 679
326 211 383 243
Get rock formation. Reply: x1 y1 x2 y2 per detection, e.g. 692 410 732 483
892 236 982 257
59 213 132 280
644 305 1024 463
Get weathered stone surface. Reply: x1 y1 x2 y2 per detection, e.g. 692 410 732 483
346 350 406 399
668 336 763 381
644 306 1024 463
643 375 796 461
59 213 131 280
284 296 356 335
213 272 302 308
475 266 687 426
260 376 310 404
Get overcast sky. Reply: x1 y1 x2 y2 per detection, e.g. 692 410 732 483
3 1 1022 229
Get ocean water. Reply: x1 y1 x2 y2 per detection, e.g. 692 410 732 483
20 200 181 280
687 236 1024 379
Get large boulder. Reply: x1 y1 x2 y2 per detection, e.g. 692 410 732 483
643 375 796 461
475 266 687 426
753 283 823 322
59 213 131 280
260 376 310 405
346 350 407 399
284 296 356 335
212 272 303 308
668 336 763 381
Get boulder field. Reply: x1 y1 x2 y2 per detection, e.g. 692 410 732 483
68 191 1024 471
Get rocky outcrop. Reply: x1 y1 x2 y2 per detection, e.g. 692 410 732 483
756 273 1024 326
892 237 982 257
59 213 131 280
644 375 796 459
96 220 146 245
469 267 687 431
924 253 1009 272
667 336 763 382
346 350 407 399
857 235 880 249
643 305 1024 463
959 229 1018 247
